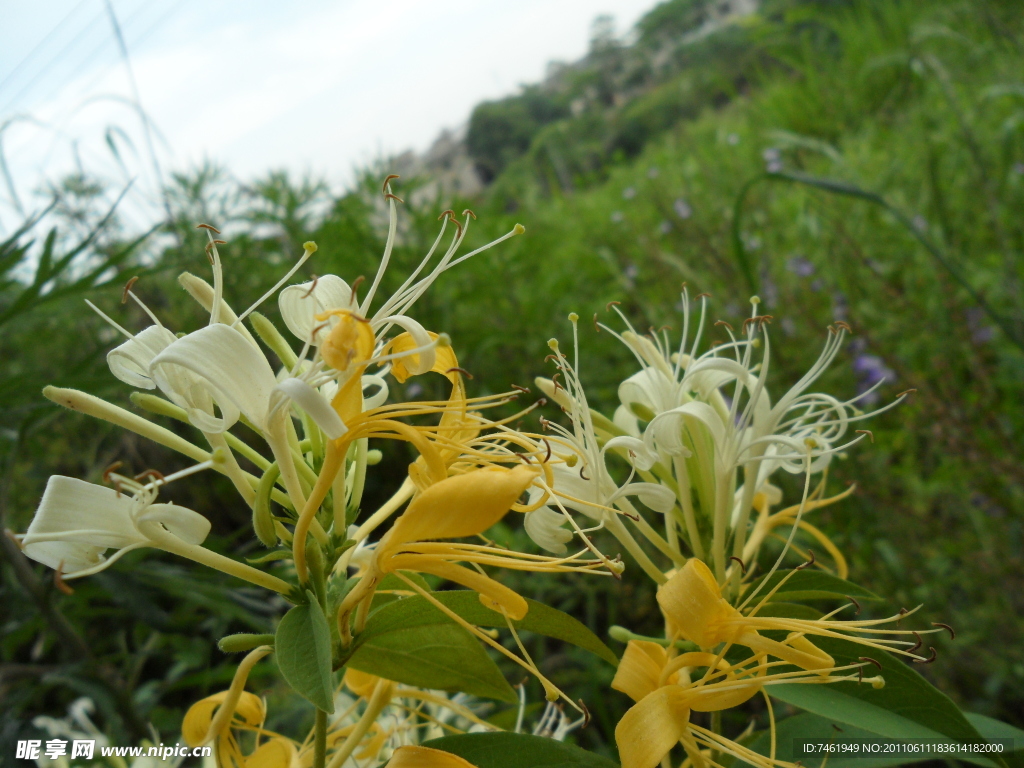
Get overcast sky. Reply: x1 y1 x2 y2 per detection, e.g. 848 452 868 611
0 0 657 231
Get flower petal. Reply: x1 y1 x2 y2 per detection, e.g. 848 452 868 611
612 640 673 703
137 503 211 545
383 465 537 551
523 506 572 554
274 377 347 440
376 315 435 376
21 477 143 573
279 275 357 344
151 323 278 433
107 325 178 389
388 746 478 768
615 687 692 768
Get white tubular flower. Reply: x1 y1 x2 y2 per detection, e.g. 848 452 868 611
150 323 279 434
279 274 359 345
107 325 178 389
19 476 210 578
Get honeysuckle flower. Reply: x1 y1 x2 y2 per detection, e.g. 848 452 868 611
19 474 209 579
658 558 938 665
183 646 298 768
16 464 292 593
611 635 883 768
531 316 678 582
597 288 908 584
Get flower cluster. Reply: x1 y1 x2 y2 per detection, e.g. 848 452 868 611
14 178 947 768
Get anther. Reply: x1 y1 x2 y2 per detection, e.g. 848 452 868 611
121 276 139 304
912 647 937 664
897 607 909 627
896 388 918 398
437 209 455 222
714 320 734 331
605 301 621 312
908 631 922 654
859 656 882 670
384 193 404 204
539 417 552 431
134 468 166 484
381 174 400 193
795 549 816 569
621 510 640 521
518 453 532 464
846 595 862 615
511 384 530 394
196 223 221 234
578 700 591 729
855 429 874 443
536 398 547 407
593 313 600 332
350 275 366 302
695 292 711 300
445 367 474 380
204 239 227 252
452 219 464 238
834 321 852 332
102 461 125 485
932 622 955 640
544 354 559 363
54 562 75 595
301 275 320 298
729 556 747 575
462 209 477 220
543 439 552 463
659 325 672 332
579 466 589 481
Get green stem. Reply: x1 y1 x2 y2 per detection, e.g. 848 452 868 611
313 709 327 768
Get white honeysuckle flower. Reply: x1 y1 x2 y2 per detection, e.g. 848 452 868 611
279 274 359 345
19 475 210 578
107 325 179 389
280 180 524 383
523 503 573 554
525 318 676 580
596 287 909 577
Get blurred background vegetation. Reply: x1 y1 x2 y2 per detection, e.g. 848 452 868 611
2 0 1022 760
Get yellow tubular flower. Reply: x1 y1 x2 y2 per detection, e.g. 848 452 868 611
388 746 479 768
658 559 834 672
183 647 297 768
373 464 540 619
660 558 938 667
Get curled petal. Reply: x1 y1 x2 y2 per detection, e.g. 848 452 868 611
361 373 389 410
604 435 658 471
524 506 573 554
151 323 278 433
376 315 435 376
107 325 177 389
279 275 357 344
387 330 458 384
275 377 347 440
616 687 692 768
612 640 674 703
136 503 211 545
612 482 676 514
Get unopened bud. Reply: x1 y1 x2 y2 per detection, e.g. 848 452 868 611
218 634 275 653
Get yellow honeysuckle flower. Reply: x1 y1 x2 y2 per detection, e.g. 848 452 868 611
659 558 939 666
347 464 540 622
611 636 885 768
388 746 479 767
183 647 298 768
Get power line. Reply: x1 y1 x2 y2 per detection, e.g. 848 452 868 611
0 0 92 95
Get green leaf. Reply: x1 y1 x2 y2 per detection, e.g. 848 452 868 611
966 715 1024 768
419 732 619 768
745 712 934 768
275 592 335 713
362 591 617 665
769 637 989 752
744 570 881 604
347 617 517 702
